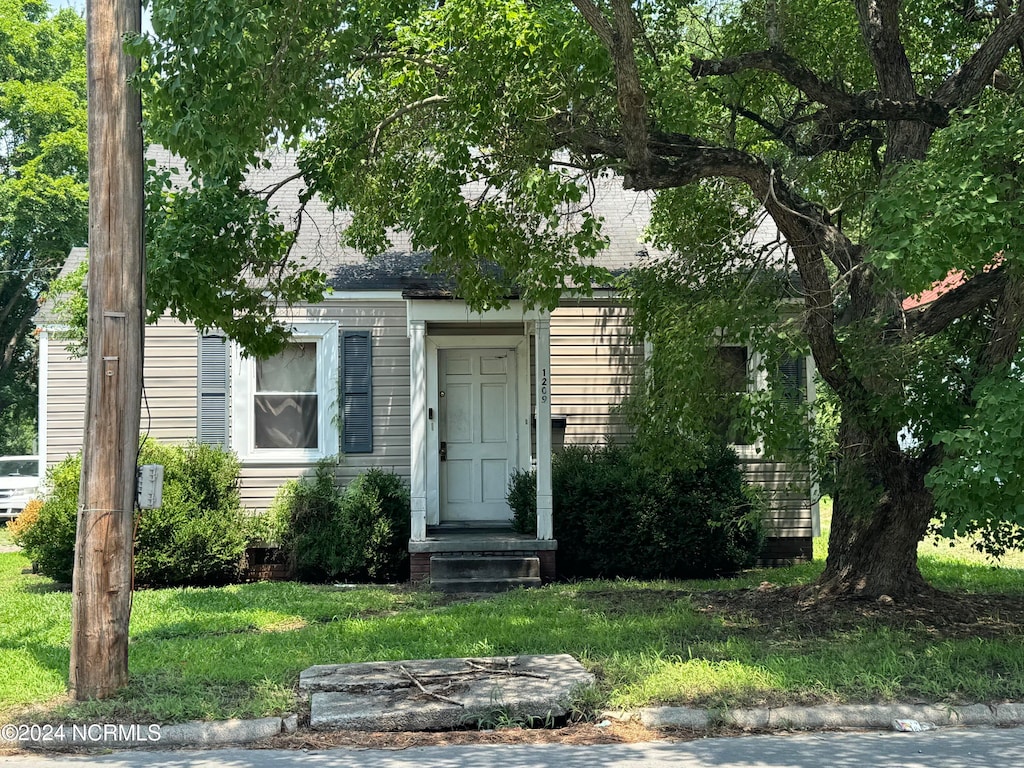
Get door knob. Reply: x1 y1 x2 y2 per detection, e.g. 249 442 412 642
439 442 447 461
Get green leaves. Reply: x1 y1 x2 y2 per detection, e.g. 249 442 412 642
145 167 327 358
867 92 1024 295
927 364 1024 559
0 0 87 451
138 0 615 312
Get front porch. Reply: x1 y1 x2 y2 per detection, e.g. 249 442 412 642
405 300 556 589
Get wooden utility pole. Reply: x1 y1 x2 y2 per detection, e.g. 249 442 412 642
70 0 145 699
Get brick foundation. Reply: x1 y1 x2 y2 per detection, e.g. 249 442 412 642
410 553 431 584
408 547 557 585
538 550 556 583
758 536 813 567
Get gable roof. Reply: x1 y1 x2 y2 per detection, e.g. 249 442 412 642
46 147 792 306
223 147 662 294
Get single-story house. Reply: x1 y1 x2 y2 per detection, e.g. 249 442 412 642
37 151 818 587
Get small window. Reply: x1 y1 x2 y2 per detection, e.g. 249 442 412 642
231 323 338 462
777 355 807 404
712 346 755 446
254 342 319 449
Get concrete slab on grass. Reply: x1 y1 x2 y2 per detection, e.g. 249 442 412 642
303 654 594 731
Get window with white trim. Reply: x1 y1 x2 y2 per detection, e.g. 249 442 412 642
232 323 338 462
254 341 319 449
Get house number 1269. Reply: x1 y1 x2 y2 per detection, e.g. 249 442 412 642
541 368 548 403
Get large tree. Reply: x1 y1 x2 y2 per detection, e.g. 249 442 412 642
0 0 87 453
133 0 1024 597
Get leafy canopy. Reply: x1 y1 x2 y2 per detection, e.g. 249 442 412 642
0 0 87 452
133 0 1024 561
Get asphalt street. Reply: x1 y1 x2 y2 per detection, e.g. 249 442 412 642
3 727 1024 768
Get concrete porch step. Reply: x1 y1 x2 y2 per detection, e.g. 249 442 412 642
430 576 542 593
430 555 541 592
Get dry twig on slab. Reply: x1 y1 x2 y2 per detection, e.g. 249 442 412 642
466 660 549 679
398 665 465 707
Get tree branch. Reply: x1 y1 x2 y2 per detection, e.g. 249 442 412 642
0 270 35 329
901 265 1008 339
691 49 950 126
692 50 853 109
1 310 34 374
571 0 651 180
731 102 881 156
854 0 917 100
934 8 1024 107
569 0 614 50
610 0 651 180
552 116 862 272
370 94 449 155
980 265 1024 370
854 0 933 162
255 171 304 200
356 51 447 75
552 115 868 401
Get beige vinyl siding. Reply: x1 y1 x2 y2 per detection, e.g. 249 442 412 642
44 318 199 467
44 303 410 515
550 300 641 445
235 300 410 512
742 458 813 538
546 299 813 542
45 337 88 466
141 321 199 442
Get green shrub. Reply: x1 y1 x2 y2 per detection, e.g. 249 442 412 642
22 441 250 587
132 442 248 586
345 469 412 582
274 462 411 583
16 458 81 582
506 442 763 579
272 463 345 581
507 467 536 535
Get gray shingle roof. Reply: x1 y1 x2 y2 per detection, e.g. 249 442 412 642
232 150 662 293
47 148 790 301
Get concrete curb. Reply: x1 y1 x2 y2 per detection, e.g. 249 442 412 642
1 716 289 750
5 702 1024 752
615 702 1024 732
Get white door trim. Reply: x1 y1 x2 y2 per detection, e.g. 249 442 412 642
424 335 530 526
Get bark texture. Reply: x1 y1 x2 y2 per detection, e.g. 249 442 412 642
563 0 1024 598
70 0 145 699
815 422 936 599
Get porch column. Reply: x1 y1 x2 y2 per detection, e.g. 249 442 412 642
535 314 553 540
409 319 428 541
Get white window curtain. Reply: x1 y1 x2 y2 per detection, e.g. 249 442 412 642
254 341 319 449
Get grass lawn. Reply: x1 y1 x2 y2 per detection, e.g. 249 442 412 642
1 506 1022 725
0 523 13 549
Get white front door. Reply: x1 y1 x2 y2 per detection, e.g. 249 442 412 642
439 348 517 523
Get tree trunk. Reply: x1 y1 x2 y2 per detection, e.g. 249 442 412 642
69 0 144 699
814 420 936 600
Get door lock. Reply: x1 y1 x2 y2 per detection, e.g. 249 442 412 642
439 441 447 461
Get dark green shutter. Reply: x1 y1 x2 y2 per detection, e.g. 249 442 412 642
341 330 373 453
197 333 230 448
779 356 806 403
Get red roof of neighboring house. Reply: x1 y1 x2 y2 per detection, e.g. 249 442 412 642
902 270 967 310
902 256 1003 311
